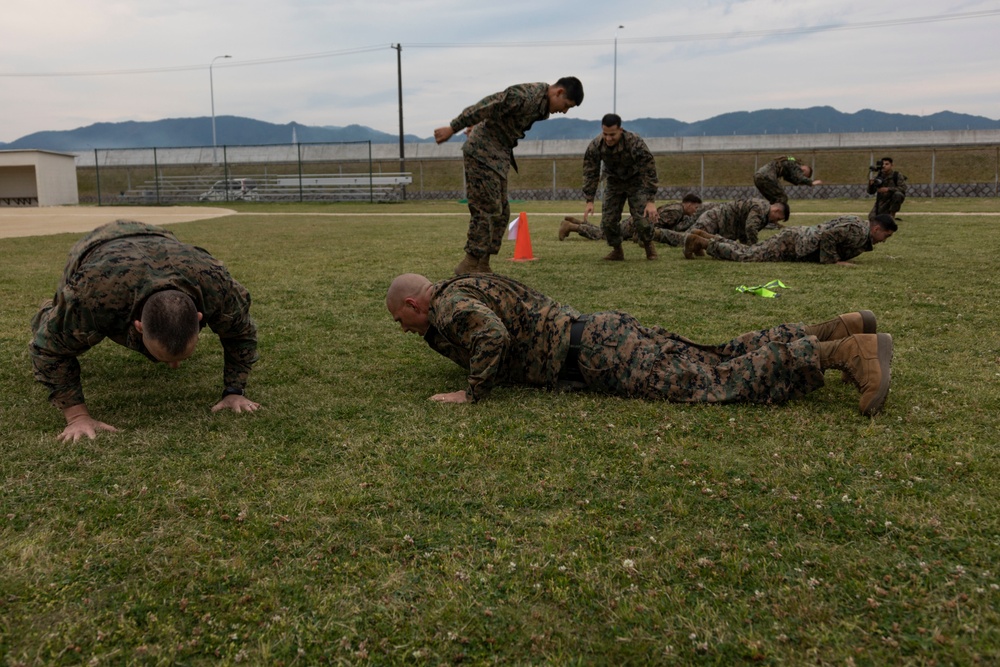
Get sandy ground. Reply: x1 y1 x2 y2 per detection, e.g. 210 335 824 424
0 206 237 239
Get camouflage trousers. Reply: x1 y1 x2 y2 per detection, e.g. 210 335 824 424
868 192 905 220
652 228 685 247
575 217 684 246
575 312 825 404
464 157 510 258
706 229 800 262
601 186 653 247
575 219 610 241
753 174 788 205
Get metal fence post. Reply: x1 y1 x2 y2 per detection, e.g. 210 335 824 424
224 145 230 202
931 150 936 199
552 159 557 199
153 148 160 205
369 141 374 204
94 149 102 206
297 143 304 203
700 155 705 198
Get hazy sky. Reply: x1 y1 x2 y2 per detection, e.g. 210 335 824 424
2 0 998 143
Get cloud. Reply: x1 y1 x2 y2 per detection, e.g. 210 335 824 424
1 0 998 142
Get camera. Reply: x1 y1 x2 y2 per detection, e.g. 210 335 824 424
869 165 881 172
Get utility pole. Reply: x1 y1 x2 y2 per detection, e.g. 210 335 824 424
392 43 406 200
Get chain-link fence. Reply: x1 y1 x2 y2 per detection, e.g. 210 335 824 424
79 142 1000 204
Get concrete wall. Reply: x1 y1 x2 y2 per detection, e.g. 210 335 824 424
73 129 1000 168
35 151 80 205
0 150 79 205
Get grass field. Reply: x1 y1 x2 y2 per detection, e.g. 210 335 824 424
2 198 1000 664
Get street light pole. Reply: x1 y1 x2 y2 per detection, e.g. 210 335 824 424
613 25 624 115
210 54 231 164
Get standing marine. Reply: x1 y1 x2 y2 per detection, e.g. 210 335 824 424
581 113 660 261
433 77 584 275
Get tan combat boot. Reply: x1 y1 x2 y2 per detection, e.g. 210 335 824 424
807 311 878 384
454 253 481 275
688 228 715 240
603 244 625 261
644 241 658 260
805 311 877 341
683 233 710 259
559 217 581 241
818 333 893 416
477 255 493 274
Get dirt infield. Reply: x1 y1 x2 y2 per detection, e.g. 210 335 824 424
0 206 237 239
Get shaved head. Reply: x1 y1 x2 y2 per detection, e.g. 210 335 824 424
387 273 433 335
386 273 431 311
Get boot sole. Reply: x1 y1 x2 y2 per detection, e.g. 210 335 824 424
860 333 893 416
859 310 877 334
840 310 878 384
683 235 699 259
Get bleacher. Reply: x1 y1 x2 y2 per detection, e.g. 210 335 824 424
119 173 412 204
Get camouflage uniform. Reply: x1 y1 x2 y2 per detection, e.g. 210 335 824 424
705 215 873 264
582 130 659 247
690 198 773 245
422 274 825 405
574 201 720 247
450 82 552 259
754 157 814 204
867 170 907 220
30 220 258 409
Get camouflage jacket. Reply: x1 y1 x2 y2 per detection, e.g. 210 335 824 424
717 198 773 244
667 202 720 232
30 220 258 409
423 274 580 402
794 215 873 264
758 157 814 186
582 130 658 202
867 170 908 196
655 203 687 230
449 82 551 174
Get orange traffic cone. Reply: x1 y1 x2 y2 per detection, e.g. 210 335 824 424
510 212 537 262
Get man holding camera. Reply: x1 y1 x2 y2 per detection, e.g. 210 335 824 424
867 157 907 221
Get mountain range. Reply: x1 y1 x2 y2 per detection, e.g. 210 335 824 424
3 106 998 152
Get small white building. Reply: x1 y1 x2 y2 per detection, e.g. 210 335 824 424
0 149 79 207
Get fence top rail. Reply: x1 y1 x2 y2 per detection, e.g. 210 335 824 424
144 173 411 185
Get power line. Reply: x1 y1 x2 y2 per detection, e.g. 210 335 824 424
0 45 390 78
1 8 997 77
406 9 1000 47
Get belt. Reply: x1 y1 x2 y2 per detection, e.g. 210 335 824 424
559 317 588 382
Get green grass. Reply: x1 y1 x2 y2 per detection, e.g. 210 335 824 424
2 198 1000 664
